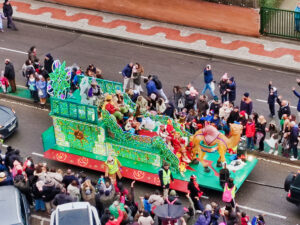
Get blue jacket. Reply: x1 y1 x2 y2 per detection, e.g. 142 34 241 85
228 81 236 102
203 68 213 84
146 80 158 96
295 6 300 19
195 211 211 225
121 64 132 78
36 80 47 98
293 90 300 112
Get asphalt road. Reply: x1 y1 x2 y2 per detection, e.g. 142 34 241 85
1 22 300 224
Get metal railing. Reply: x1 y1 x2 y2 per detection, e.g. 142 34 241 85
204 0 259 8
260 7 300 39
50 97 98 124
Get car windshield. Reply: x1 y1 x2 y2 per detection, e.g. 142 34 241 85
58 208 90 225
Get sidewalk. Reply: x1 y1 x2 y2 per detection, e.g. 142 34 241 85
6 0 300 73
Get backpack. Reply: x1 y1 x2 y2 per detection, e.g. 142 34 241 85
178 97 184 109
152 76 162 89
222 183 232 202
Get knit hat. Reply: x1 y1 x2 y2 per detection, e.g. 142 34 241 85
229 77 234 82
213 96 218 101
222 73 228 80
244 92 249 98
163 161 170 167
239 111 246 117
169 190 177 196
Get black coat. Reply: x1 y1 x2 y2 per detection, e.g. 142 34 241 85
3 3 13 17
277 98 291 119
227 81 236 102
219 80 228 96
53 193 74 206
42 185 60 202
267 84 277 104
4 62 15 80
227 111 239 124
187 181 201 199
44 58 54 74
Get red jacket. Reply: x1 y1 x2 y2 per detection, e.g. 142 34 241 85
241 216 250 225
106 210 124 225
245 122 255 138
105 103 117 114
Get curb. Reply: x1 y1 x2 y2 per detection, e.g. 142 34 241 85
0 92 51 109
13 17 300 75
247 150 300 167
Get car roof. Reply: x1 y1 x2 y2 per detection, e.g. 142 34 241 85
56 202 92 225
0 186 22 225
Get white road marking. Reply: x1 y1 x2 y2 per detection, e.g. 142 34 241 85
0 98 49 112
31 214 50 222
238 204 287 220
0 47 27 55
32 152 44 157
256 99 296 109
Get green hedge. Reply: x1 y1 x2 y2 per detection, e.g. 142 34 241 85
260 0 283 8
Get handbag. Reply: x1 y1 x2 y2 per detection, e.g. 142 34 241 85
222 183 232 203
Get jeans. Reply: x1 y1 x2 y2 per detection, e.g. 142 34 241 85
246 137 254 149
35 199 46 211
221 94 227 103
291 142 298 159
296 18 300 31
123 77 132 92
269 103 275 116
201 83 215 97
157 89 169 102
7 16 17 30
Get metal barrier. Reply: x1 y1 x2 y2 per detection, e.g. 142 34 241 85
260 7 300 39
50 97 98 124
204 0 259 8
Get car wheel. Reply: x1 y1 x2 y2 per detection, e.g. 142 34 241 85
284 173 295 192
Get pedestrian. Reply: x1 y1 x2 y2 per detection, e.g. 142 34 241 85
210 96 221 115
53 188 74 206
44 53 54 74
197 95 209 117
251 214 265 225
0 71 9 93
256 115 267 151
267 81 277 118
290 121 299 161
3 0 17 30
42 177 60 214
28 46 38 62
246 119 255 150
36 75 47 108
132 63 144 94
4 59 16 93
219 163 230 188
240 92 253 116
173 86 184 111
185 90 196 112
292 86 300 119
81 179 96 206
0 11 5 32
227 76 236 105
62 169 78 188
295 2 300 32
138 210 154 225
277 96 291 120
150 75 169 103
121 62 133 91
194 204 212 225
222 178 236 208
27 74 39 103
187 175 204 212
241 212 250 225
201 64 216 97
219 73 229 103
158 161 174 198
67 179 81 201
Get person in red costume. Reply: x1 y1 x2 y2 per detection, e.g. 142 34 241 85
187 175 204 212
166 119 175 135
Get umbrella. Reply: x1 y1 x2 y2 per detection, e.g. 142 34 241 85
153 204 185 220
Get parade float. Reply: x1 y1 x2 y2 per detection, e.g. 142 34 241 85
42 61 258 192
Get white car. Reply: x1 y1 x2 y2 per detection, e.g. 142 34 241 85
50 202 101 225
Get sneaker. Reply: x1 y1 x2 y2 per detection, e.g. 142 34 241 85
290 157 297 161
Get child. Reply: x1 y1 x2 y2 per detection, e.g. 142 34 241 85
241 212 250 225
245 119 255 150
0 71 9 93
265 121 279 155
27 74 39 103
267 81 277 118
0 12 5 32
